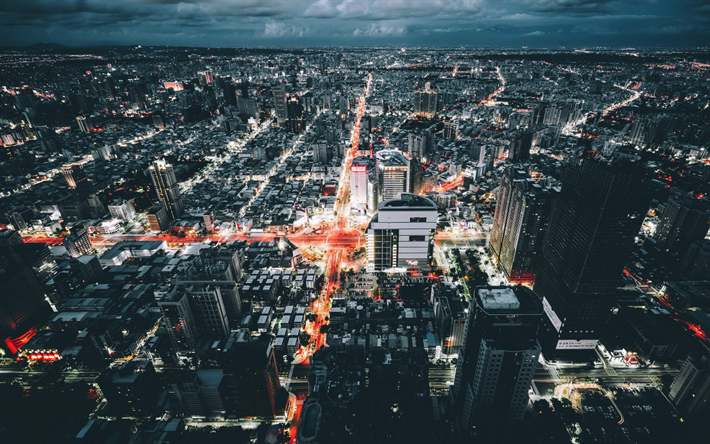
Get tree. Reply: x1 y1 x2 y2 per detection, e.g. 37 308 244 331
306 313 317 323
299 331 311 346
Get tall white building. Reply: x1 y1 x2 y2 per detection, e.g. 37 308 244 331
107 199 136 221
350 156 375 207
376 149 410 202
366 193 437 271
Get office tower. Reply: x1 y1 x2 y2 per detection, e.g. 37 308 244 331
489 168 558 285
220 338 281 418
508 131 533 162
433 283 468 355
286 98 304 134
367 173 380 214
351 156 375 207
414 90 437 117
107 199 137 221
453 286 543 433
0 228 22 247
376 149 410 201
97 360 160 416
180 283 230 338
680 240 710 280
534 154 651 355
149 159 184 221
62 162 95 202
366 193 437 271
312 142 330 164
63 227 94 258
0 252 52 353
410 158 424 195
147 204 170 233
166 369 226 417
653 194 710 254
668 352 710 417
87 193 107 219
444 121 458 139
273 84 288 126
408 133 426 160
5 242 58 284
156 286 198 351
76 115 93 133
471 143 486 164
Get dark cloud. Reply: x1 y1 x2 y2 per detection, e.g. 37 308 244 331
0 0 704 47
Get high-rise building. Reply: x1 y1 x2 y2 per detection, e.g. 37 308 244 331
107 199 136 221
489 168 558 285
414 90 437 117
63 227 94 258
408 133 426 161
156 285 198 351
147 204 170 233
0 228 22 247
149 159 184 221
219 338 281 418
0 250 52 353
97 360 160 416
312 142 330 164
376 149 410 201
62 162 95 202
76 115 93 133
366 193 437 271
680 239 710 280
350 156 375 207
273 84 288 127
534 154 650 355
668 352 710 417
177 282 232 338
653 193 710 254
453 286 543 433
87 193 107 219
508 131 533 162
443 121 458 140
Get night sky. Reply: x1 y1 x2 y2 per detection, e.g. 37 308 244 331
1 0 708 48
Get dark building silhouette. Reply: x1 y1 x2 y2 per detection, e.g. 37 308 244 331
62 162 95 202
669 352 710 417
219 337 280 418
0 250 53 353
508 131 533 162
534 154 651 357
97 360 161 416
653 193 710 254
489 167 558 285
452 286 543 434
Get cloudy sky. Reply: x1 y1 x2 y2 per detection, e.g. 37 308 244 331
1 0 708 48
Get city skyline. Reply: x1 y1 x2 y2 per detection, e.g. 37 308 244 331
1 0 709 48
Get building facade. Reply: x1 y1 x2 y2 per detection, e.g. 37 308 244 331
366 193 437 271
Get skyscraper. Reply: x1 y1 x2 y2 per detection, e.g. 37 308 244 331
312 142 330 164
534 154 651 355
443 121 458 139
350 156 375 207
76 115 93 133
668 352 710 417
273 84 288 127
489 168 558 285
0 251 52 353
366 193 437 271
408 133 426 161
376 149 410 201
453 286 543 433
219 338 281 418
508 131 533 162
414 90 437 117
653 193 710 254
62 162 95 202
149 159 184 221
